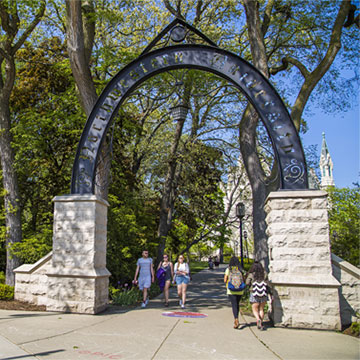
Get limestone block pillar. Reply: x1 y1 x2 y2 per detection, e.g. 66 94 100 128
46 194 111 314
265 190 341 330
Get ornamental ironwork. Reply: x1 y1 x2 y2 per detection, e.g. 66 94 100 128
71 18 308 194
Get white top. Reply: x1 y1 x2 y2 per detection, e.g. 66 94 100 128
174 262 189 275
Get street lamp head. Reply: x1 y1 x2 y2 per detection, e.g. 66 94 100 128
171 104 188 121
236 202 245 219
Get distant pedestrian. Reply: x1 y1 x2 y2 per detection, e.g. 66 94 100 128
214 256 220 268
156 253 174 307
174 255 190 309
208 256 214 270
133 250 154 308
224 256 245 329
246 261 269 330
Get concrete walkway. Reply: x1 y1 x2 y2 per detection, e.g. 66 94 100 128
0 265 358 360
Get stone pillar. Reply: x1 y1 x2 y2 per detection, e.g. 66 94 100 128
265 190 341 330
46 194 111 314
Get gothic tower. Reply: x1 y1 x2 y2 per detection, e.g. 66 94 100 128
320 132 335 188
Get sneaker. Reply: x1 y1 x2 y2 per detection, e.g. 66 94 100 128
179 300 182 306
141 302 146 308
165 302 169 307
145 298 149 305
181 304 185 309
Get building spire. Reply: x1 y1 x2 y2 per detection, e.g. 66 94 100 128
319 132 335 188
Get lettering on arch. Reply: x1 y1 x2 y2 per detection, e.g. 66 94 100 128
71 45 308 194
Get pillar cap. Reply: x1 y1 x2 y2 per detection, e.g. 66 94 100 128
52 194 109 207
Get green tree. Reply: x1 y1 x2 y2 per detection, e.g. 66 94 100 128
7 38 84 264
0 1 45 285
239 0 358 265
328 186 360 267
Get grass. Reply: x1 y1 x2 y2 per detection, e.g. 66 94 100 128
189 261 208 275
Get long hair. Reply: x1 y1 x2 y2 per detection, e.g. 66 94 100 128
249 261 265 281
228 256 241 270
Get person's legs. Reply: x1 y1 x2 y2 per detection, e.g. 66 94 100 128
235 295 241 317
259 301 266 328
251 302 261 326
181 283 188 306
143 287 148 303
164 280 171 304
228 295 238 319
229 295 241 328
177 283 182 304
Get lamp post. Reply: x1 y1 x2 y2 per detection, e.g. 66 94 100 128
236 202 245 268
243 230 249 259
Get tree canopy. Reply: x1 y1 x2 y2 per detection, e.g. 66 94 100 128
0 0 358 284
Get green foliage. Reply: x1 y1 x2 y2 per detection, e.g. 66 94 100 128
0 0 357 287
10 228 52 264
0 284 14 300
0 271 5 284
110 282 161 306
110 286 142 306
327 186 360 267
189 261 208 275
350 322 360 336
106 191 159 286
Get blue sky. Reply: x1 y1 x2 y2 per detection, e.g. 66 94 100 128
301 104 359 189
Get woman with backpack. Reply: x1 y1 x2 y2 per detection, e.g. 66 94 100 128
246 261 269 331
224 256 245 329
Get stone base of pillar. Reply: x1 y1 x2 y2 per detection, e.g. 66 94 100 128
46 272 109 314
266 191 341 330
46 195 111 314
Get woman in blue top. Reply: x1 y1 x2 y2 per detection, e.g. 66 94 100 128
133 250 154 308
224 256 245 329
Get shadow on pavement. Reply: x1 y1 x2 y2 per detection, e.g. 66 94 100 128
2 349 65 360
0 313 56 321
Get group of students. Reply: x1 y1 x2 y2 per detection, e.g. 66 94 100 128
133 250 190 308
133 250 271 331
225 256 271 331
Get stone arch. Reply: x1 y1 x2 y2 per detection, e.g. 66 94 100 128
71 45 308 194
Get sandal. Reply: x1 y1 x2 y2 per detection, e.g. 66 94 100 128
234 319 239 329
165 302 169 307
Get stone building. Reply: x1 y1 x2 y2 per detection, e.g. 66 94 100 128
319 132 335 188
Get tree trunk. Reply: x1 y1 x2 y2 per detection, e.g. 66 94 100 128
156 110 187 265
240 0 272 268
65 0 113 200
0 1 45 285
0 77 22 286
65 0 97 117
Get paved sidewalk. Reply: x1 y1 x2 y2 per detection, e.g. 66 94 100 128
0 265 358 360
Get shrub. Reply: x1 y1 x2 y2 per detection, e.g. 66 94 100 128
349 322 360 337
0 284 14 300
0 271 5 284
110 287 142 306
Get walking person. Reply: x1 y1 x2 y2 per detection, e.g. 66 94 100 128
156 253 174 307
174 255 190 309
224 256 246 329
246 261 269 330
133 249 154 308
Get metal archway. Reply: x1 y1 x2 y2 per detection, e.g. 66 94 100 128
71 22 308 194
